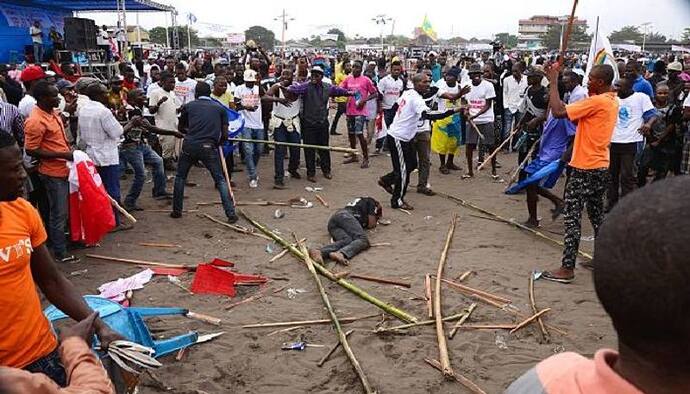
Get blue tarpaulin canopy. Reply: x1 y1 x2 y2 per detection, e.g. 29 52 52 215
5 0 174 12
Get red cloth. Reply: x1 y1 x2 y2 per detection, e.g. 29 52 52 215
68 151 115 245
190 264 236 297
151 267 189 276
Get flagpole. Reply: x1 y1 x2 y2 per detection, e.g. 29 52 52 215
187 19 192 50
593 16 599 56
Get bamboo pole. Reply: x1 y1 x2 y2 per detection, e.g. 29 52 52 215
376 313 466 333
448 303 477 339
241 314 380 329
467 119 485 141
456 270 473 282
434 214 457 377
370 242 392 247
218 146 235 201
299 243 375 394
269 239 305 263
425 274 433 319
457 324 517 330
529 275 550 343
86 254 190 269
439 278 512 304
239 211 418 323
138 242 180 248
348 273 411 288
108 194 137 224
504 138 540 191
424 359 486 394
314 194 329 208
200 213 273 241
266 325 304 337
186 312 222 326
229 138 358 154
225 286 287 310
476 113 527 171
510 308 551 334
442 280 509 309
435 191 593 260
317 330 354 367
145 209 199 213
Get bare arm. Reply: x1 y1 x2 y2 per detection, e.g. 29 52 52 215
25 148 72 161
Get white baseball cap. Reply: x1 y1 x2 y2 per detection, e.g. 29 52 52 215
243 69 257 82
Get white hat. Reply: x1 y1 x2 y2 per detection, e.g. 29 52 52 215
428 51 438 57
572 68 586 78
243 69 257 82
667 61 683 72
368 60 376 66
310 65 325 74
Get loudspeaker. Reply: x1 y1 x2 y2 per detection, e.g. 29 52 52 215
64 17 98 50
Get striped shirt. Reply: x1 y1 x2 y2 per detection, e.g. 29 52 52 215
0 101 24 145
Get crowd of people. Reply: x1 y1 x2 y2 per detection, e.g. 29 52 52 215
1 38 690 392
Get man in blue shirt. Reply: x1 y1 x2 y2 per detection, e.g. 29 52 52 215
624 61 654 100
428 51 442 83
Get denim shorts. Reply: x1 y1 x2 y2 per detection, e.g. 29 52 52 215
346 115 366 135
23 348 67 387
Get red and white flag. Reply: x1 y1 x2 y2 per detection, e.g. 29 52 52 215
68 151 115 245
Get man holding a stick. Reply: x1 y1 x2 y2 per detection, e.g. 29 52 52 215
464 63 498 179
540 63 618 284
171 82 237 223
514 66 548 183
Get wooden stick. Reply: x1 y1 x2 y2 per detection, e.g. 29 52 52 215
317 330 354 367
561 0 581 53
439 278 512 304
299 243 375 394
107 195 137 224
467 119 485 141
175 347 188 361
186 312 222 326
86 254 190 269
435 214 457 377
510 308 551 334
456 270 473 282
435 191 593 261
398 208 412 216
449 303 477 339
225 286 287 310
218 146 235 201
504 138 540 190
424 358 486 394
376 313 466 333
269 247 291 263
138 242 180 248
200 213 273 241
229 138 358 154
476 114 526 171
348 273 411 288
266 325 304 337
425 274 433 319
314 194 329 208
529 274 550 343
445 283 509 309
145 209 199 213
370 242 392 247
240 211 418 323
457 324 517 330
241 314 380 329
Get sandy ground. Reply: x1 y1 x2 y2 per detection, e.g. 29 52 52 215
51 119 617 394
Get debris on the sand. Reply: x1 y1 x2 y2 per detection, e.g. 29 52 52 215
266 243 275 254
69 269 88 277
281 341 307 351
286 288 307 299
274 209 284 219
305 186 323 192
98 269 154 303
495 334 508 350
289 197 313 209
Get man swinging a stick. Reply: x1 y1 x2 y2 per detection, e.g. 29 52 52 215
309 197 383 266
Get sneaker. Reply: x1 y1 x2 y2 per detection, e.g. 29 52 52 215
343 156 359 164
446 163 462 171
153 192 173 200
439 166 450 175
124 204 144 212
288 170 301 179
307 175 317 183
249 179 258 188
273 181 287 190
170 211 182 219
227 214 239 224
393 202 414 210
360 159 369 169
417 187 436 196
322 172 332 180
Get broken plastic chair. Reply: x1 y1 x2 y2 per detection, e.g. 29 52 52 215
44 295 198 358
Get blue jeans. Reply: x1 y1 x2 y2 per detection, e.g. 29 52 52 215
120 144 167 207
346 115 366 135
33 42 44 63
241 127 264 180
24 348 66 387
39 175 69 257
503 109 521 142
97 165 121 226
173 142 236 219
273 124 301 182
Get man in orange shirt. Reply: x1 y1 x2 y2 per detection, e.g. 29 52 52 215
541 64 619 283
507 177 690 394
0 132 120 386
24 81 77 263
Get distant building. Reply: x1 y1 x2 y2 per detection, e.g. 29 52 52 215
518 15 587 49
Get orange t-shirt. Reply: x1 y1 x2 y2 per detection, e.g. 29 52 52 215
565 92 619 170
24 107 70 178
0 198 57 368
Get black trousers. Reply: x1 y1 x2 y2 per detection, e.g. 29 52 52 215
330 102 347 133
608 142 637 209
302 121 331 176
381 135 417 207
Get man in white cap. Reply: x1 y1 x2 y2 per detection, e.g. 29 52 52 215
234 69 264 188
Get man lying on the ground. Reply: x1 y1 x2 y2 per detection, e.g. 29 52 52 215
506 176 690 394
0 133 121 386
0 312 114 393
309 196 383 266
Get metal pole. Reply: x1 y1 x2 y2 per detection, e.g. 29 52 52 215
136 13 141 43
187 22 192 49
164 12 170 48
121 0 128 60
281 9 286 59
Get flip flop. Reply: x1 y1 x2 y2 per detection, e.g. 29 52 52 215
540 271 574 284
461 174 474 180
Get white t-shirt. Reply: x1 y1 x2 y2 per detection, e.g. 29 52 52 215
30 26 42 44
377 75 404 110
464 79 496 124
234 84 263 129
611 92 655 144
388 89 429 142
174 78 197 105
148 89 180 130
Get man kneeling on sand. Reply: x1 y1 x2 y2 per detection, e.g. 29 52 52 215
506 176 690 394
310 197 382 266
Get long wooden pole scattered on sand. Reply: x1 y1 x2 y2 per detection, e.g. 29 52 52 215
529 274 550 342
239 211 418 323
424 359 486 394
241 314 380 329
229 138 358 154
299 243 376 394
85 254 190 269
434 214 457 377
504 138 540 191
448 303 477 339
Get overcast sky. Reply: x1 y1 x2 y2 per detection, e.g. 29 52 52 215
81 0 690 41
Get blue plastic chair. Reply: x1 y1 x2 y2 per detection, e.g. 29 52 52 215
44 296 198 358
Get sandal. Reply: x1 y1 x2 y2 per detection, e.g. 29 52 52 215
58 255 81 264
541 270 575 284
461 174 474 179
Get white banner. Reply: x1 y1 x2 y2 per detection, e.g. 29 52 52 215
226 32 245 44
671 45 690 53
319 33 338 42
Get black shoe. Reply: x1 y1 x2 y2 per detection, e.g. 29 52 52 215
274 181 287 190
330 131 342 136
125 204 144 212
378 178 393 195
227 214 239 224
323 172 332 180
153 192 173 200
288 170 301 179
170 211 182 219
